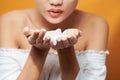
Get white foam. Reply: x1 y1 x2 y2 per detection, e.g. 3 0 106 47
43 28 63 44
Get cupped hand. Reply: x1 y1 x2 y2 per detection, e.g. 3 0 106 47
51 29 81 50
23 27 51 49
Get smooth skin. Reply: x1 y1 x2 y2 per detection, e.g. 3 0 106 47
0 0 109 80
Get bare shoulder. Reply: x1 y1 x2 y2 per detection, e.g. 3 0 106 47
0 10 28 29
85 12 109 51
0 10 28 48
75 10 109 51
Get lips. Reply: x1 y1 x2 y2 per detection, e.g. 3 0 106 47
48 9 63 18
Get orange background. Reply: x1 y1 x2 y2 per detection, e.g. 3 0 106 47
0 0 120 80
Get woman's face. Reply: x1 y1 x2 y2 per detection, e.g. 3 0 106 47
35 0 78 24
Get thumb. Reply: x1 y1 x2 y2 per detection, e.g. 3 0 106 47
23 27 33 38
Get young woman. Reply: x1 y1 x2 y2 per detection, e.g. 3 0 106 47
0 0 109 80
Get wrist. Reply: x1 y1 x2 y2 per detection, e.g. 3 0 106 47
30 46 50 60
32 46 50 52
33 44 50 51
57 46 74 54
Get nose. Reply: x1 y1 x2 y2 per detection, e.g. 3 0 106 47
49 0 63 6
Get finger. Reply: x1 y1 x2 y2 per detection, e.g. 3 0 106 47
70 31 79 41
32 29 40 39
61 37 70 48
43 36 51 47
75 30 81 39
51 38 62 50
23 27 33 38
36 29 46 44
68 36 77 45
51 41 57 49
56 38 64 49
28 30 39 44
53 41 57 46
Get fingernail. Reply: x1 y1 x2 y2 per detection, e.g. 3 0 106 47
41 28 46 31
53 41 57 46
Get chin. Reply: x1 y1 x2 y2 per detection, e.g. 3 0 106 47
46 17 65 24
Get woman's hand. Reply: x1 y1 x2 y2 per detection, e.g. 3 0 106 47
51 29 81 50
23 27 51 49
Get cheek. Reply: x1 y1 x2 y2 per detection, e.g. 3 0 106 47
36 4 47 15
64 0 78 10
35 0 46 10
64 1 77 14
61 1 77 20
